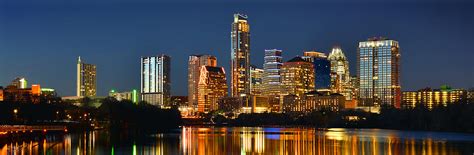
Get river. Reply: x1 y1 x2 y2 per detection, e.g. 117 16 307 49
1 127 473 154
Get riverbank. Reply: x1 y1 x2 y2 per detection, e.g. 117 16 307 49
186 102 474 133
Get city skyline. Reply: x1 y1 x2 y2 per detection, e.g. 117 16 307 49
1 2 474 96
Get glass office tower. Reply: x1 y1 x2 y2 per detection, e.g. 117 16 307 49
263 49 283 96
302 51 331 89
358 38 401 108
141 55 171 107
231 13 251 98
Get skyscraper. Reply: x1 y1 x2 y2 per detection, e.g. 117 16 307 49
198 66 228 113
358 37 401 108
76 57 96 97
250 66 264 96
302 51 331 89
263 49 283 96
328 46 352 100
188 55 217 107
231 13 251 98
141 55 171 107
281 57 315 97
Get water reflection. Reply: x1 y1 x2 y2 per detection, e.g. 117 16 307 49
1 127 473 154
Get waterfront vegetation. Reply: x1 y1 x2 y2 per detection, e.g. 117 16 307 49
204 102 474 133
1 97 473 133
0 97 182 131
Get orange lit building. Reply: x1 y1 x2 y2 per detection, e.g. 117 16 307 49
281 57 315 97
197 66 228 113
188 55 217 108
31 84 41 95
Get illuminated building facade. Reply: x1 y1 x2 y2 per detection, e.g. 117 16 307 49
2 82 43 103
109 89 139 104
250 66 264 96
218 97 242 113
358 38 401 108
171 96 188 107
402 86 467 109
31 84 41 95
263 49 283 96
76 57 97 97
302 51 331 89
281 57 315 97
328 46 352 100
282 94 300 113
11 77 28 89
303 91 345 112
231 13 251 98
0 88 3 101
198 66 228 113
141 55 171 107
468 88 474 103
188 55 217 107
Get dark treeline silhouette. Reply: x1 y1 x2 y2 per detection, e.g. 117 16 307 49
207 102 474 133
0 97 182 131
97 97 182 131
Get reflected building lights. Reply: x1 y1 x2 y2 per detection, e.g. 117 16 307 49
0 128 468 154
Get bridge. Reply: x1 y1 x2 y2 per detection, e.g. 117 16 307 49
0 125 67 135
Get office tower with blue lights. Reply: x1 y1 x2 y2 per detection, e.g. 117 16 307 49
358 37 401 108
141 54 171 107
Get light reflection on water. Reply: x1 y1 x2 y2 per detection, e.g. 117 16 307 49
1 127 473 154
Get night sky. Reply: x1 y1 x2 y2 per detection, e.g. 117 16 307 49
1 0 473 96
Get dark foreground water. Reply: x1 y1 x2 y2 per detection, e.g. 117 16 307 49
1 127 474 154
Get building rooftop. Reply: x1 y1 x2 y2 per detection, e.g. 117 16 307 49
204 66 225 73
287 57 308 63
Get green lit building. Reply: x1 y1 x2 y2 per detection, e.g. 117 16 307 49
109 89 140 104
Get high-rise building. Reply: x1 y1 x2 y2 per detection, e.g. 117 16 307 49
197 66 228 113
188 55 217 107
231 13 251 98
141 55 171 107
402 86 467 109
281 57 315 97
76 57 96 97
328 46 352 100
358 37 401 108
302 51 331 89
250 66 264 96
263 49 283 96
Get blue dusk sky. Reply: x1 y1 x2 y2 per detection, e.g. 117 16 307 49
0 0 473 96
